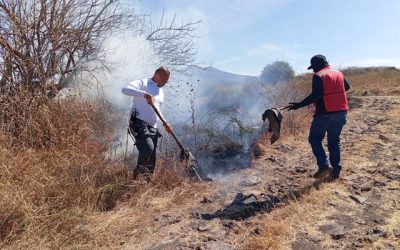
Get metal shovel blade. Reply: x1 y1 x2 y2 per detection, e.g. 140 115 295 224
149 102 210 182
180 148 212 182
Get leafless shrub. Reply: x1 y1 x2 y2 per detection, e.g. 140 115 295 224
146 10 201 75
0 0 201 99
0 0 136 97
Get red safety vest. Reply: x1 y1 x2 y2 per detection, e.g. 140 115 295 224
315 66 349 112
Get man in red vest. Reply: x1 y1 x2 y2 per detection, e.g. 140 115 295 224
288 55 350 180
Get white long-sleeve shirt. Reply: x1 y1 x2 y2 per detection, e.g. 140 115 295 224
121 78 164 128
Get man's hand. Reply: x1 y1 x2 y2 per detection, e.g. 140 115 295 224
288 102 302 110
164 123 173 134
144 93 153 105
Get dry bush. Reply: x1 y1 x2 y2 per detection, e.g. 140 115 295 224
0 90 195 248
342 67 400 96
151 157 188 190
0 91 127 247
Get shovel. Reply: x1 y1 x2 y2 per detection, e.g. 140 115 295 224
149 102 211 182
262 106 289 144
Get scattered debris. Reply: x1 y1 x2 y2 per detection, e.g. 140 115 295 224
201 193 280 220
364 227 388 242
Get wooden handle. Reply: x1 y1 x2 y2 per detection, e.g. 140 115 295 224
278 106 290 111
148 102 184 149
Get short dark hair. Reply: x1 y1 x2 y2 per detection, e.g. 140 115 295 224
155 66 170 77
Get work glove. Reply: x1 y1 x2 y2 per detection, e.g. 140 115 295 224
287 102 302 110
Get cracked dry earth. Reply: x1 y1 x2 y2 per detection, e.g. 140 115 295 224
124 95 399 250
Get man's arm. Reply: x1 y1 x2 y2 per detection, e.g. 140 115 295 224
344 79 350 91
299 75 323 107
121 80 147 97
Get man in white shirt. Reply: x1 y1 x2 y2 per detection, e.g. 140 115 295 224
122 66 173 179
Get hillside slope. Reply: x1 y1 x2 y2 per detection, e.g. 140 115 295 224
2 68 399 250
77 96 399 249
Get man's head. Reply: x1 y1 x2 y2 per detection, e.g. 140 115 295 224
152 66 170 87
307 54 329 72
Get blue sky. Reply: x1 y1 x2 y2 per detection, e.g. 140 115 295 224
136 0 400 76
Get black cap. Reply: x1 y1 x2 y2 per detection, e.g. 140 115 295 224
307 54 329 70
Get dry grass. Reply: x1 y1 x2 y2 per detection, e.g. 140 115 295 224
241 220 290 250
242 184 346 250
342 67 400 96
0 90 194 249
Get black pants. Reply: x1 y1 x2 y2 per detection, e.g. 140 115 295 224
129 118 160 177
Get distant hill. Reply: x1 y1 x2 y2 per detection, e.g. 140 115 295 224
189 66 260 87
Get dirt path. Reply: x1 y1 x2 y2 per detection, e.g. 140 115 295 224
118 95 400 249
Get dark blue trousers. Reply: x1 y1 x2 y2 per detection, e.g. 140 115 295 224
129 118 160 177
308 111 347 177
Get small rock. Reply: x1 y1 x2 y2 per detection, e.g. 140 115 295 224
364 234 379 243
361 186 372 192
352 239 364 248
291 240 321 250
222 221 235 229
364 227 388 242
201 197 213 203
349 194 367 204
198 226 209 232
169 217 181 224
379 134 390 142
202 235 216 242
382 243 397 250
355 220 367 225
241 177 261 186
394 225 400 238
331 230 346 240
319 224 346 240
385 173 399 181
295 166 308 173
269 186 279 193
327 201 337 207
307 234 324 243
342 174 358 181
373 180 386 187
254 228 262 235
203 241 234 250
373 218 385 224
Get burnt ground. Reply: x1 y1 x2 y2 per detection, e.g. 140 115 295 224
94 95 399 250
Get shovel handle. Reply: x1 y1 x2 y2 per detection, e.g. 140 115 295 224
148 102 184 149
278 106 290 111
